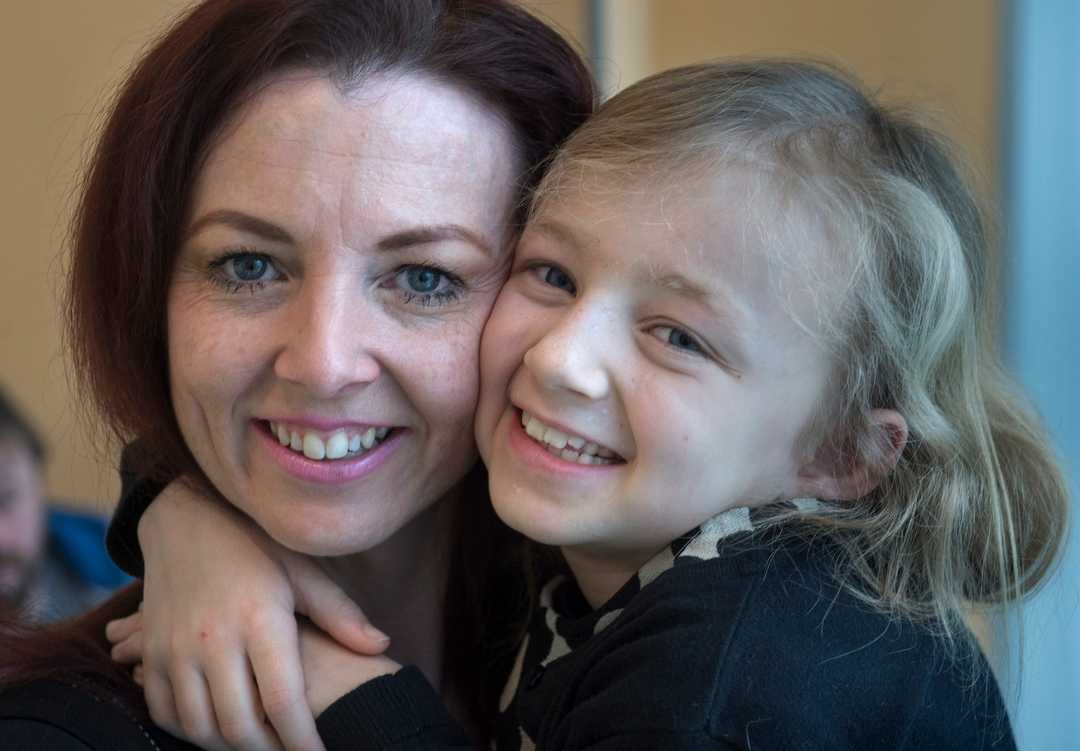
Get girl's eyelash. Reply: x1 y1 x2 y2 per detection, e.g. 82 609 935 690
649 324 707 356
522 261 576 294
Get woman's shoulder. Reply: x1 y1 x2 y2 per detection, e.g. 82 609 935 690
0 677 196 751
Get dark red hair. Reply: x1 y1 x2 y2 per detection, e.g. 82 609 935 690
67 0 594 487
3 0 593 736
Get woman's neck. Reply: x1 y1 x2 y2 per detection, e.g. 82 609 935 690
316 487 462 692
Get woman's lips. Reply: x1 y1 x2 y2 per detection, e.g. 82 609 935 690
255 419 405 485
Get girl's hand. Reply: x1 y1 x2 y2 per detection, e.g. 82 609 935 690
104 480 390 751
297 621 401 718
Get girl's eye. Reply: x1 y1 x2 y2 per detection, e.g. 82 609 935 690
208 252 281 292
384 265 465 307
649 325 705 355
531 264 576 294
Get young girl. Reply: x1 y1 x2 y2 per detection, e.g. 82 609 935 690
107 61 1067 749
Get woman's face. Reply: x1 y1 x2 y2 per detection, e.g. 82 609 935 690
167 71 519 556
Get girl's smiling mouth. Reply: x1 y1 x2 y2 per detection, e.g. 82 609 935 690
512 408 626 470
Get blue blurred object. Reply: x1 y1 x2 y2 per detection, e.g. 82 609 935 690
47 507 132 589
1002 0 1080 748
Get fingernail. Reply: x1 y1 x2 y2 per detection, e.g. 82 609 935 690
363 624 390 644
104 621 118 640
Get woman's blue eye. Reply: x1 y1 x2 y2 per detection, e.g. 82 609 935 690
534 265 575 294
230 254 269 281
404 267 443 294
209 251 281 293
385 265 464 308
651 325 704 354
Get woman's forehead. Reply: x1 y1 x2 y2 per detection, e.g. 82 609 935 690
188 71 522 251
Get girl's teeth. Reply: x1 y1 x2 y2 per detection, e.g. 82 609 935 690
349 434 362 452
524 417 546 441
289 431 302 451
544 427 569 450
521 411 620 464
375 427 389 440
276 424 290 446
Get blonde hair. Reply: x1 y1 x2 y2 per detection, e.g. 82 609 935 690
536 60 1069 648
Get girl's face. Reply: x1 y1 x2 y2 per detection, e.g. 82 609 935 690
476 167 838 580
167 72 519 556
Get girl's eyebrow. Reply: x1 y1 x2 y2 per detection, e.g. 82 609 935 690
528 218 593 254
646 266 746 331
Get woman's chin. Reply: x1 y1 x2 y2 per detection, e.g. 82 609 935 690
252 499 408 558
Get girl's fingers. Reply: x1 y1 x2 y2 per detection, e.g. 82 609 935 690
143 669 181 739
105 610 143 644
110 631 144 665
133 664 145 686
204 651 283 751
290 556 389 656
172 664 224 749
248 616 325 751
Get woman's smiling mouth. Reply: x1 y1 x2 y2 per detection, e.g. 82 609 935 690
266 420 392 461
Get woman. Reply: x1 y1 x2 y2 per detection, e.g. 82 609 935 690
0 0 593 748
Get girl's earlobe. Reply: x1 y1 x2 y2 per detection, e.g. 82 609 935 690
795 410 908 501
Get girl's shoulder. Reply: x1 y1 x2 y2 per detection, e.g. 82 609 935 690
0 676 197 751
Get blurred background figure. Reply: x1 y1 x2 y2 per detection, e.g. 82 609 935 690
0 387 128 621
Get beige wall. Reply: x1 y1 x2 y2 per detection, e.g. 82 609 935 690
1 2 195 510
1 0 996 511
521 0 589 52
601 0 998 185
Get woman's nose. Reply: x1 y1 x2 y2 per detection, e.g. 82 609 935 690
523 303 613 401
273 277 380 397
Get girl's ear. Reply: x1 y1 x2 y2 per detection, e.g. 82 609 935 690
795 409 908 501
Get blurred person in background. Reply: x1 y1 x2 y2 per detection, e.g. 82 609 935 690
0 386 128 621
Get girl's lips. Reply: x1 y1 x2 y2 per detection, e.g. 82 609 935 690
506 409 624 477
254 419 405 486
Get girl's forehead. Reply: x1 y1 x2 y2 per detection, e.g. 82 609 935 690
526 166 846 331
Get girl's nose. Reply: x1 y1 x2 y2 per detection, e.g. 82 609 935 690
523 302 613 401
273 277 380 397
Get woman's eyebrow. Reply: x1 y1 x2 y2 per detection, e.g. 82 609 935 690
185 209 293 243
376 224 495 256
184 211 494 257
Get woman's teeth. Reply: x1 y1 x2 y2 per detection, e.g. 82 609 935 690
268 422 390 461
520 411 621 465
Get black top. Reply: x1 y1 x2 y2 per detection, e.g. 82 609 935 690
0 677 199 750
300 506 1017 750
102 457 1016 750
0 673 458 750
105 443 168 579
